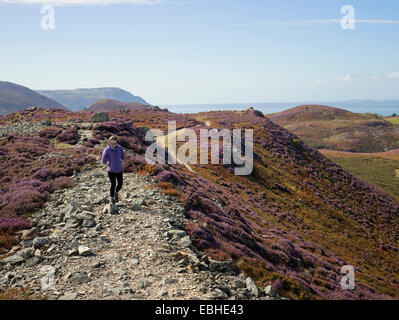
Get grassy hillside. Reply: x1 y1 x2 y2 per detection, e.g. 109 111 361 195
1 107 399 299
387 116 399 125
321 149 399 200
267 105 399 152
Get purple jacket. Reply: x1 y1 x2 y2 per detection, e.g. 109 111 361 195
102 144 125 173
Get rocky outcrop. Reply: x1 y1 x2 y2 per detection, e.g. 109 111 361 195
91 112 109 123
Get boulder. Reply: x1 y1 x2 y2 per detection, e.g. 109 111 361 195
162 277 178 285
21 239 33 248
68 248 79 256
208 258 239 274
33 237 51 249
78 245 92 256
246 277 262 297
62 203 75 217
82 220 95 228
0 254 24 266
22 227 38 240
179 236 192 247
67 271 90 284
103 203 119 215
58 292 78 300
76 211 96 221
264 285 276 297
91 112 109 123
168 230 187 240
18 248 35 259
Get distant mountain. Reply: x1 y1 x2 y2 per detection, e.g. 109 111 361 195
38 87 149 111
86 99 149 112
267 104 399 152
0 81 67 115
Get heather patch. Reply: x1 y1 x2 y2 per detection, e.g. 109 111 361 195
157 170 181 184
38 127 62 139
93 121 147 153
55 127 79 145
83 138 100 148
0 135 96 218
0 217 31 231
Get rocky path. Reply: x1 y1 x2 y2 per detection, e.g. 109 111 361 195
0 159 285 300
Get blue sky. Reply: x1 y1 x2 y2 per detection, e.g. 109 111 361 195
0 0 398 105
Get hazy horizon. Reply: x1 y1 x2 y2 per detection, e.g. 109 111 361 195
162 100 399 116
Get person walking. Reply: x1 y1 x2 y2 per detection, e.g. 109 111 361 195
102 136 125 204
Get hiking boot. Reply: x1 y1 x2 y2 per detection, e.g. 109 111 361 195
115 192 119 203
110 196 115 204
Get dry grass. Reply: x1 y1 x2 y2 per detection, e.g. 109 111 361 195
157 182 174 190
139 164 159 176
0 228 19 255
156 182 183 201
387 117 399 125
322 149 399 200
0 138 8 146
0 287 48 300
54 142 73 149
162 188 183 199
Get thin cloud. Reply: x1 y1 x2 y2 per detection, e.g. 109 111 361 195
369 75 380 80
316 73 399 85
315 74 354 85
315 79 330 85
386 72 399 79
356 19 399 24
336 74 353 83
0 0 165 6
230 19 399 27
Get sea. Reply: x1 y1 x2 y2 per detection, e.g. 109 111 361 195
162 100 399 117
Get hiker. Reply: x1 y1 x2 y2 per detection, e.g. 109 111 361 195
102 136 125 204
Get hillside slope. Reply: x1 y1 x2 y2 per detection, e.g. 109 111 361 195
38 88 148 111
267 105 399 152
0 81 67 115
321 149 399 201
0 107 399 299
87 99 149 112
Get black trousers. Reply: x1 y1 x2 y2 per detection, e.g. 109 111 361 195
108 171 123 197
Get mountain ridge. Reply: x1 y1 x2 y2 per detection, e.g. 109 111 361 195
0 81 67 115
38 87 149 111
